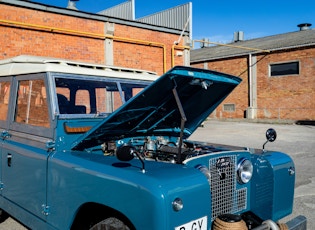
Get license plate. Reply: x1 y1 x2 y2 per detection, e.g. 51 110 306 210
175 216 207 230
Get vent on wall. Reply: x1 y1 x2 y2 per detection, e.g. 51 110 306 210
223 104 236 112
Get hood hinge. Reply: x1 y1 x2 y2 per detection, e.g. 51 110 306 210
42 204 50 216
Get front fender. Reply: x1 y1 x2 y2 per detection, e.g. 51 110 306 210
251 151 295 221
47 151 211 230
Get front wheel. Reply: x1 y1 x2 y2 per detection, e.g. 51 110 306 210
0 209 9 223
89 217 130 230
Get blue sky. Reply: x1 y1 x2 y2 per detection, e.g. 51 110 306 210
33 0 314 45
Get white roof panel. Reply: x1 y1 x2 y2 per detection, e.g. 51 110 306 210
0 55 158 81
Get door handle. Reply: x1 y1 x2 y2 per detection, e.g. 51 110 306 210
7 153 12 167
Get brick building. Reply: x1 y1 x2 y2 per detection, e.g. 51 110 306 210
0 0 191 76
1 1 314 122
191 26 315 121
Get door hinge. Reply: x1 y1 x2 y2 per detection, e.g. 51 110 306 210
46 140 55 151
42 204 50 216
1 130 11 140
0 182 4 190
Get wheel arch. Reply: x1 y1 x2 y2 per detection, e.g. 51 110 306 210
70 202 135 230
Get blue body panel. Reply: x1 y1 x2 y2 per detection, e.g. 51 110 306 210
251 151 295 221
46 151 211 229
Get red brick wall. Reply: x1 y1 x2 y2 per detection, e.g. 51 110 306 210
0 5 105 63
193 57 249 119
192 47 315 120
255 48 315 120
0 4 185 75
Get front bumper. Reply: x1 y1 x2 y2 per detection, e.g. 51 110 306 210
285 216 307 230
252 215 307 230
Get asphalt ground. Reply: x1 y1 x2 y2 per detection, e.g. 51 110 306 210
1 120 314 229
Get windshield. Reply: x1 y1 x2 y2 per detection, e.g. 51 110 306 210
54 75 151 116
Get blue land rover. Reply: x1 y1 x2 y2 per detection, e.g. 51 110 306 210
0 56 306 229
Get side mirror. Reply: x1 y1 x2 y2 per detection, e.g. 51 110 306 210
266 128 277 142
263 128 277 151
116 145 135 161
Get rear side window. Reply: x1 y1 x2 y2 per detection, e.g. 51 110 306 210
15 79 50 128
0 81 11 121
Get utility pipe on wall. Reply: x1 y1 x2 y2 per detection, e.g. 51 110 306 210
0 19 168 73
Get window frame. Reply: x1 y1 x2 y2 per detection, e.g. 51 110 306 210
269 61 300 77
51 73 152 119
9 73 54 138
0 77 13 130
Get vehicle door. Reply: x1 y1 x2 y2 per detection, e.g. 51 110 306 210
0 77 13 195
1 73 54 219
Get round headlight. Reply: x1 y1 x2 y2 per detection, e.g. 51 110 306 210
237 158 253 184
195 164 211 183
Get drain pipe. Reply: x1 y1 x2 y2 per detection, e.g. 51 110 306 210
249 53 253 108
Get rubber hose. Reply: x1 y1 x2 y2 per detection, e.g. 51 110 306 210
213 217 247 230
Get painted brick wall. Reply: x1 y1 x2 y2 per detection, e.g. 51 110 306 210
192 47 315 120
0 4 185 75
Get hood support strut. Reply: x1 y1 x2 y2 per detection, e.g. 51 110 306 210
172 83 187 164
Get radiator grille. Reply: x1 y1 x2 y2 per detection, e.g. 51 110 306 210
209 155 247 221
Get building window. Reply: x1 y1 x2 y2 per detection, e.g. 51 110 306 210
223 104 235 112
270 61 299 77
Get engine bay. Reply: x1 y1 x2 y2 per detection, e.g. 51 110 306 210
101 136 224 163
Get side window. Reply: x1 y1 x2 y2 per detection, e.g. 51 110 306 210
56 88 90 114
75 90 90 114
15 79 50 128
0 81 11 121
55 77 149 115
95 84 121 113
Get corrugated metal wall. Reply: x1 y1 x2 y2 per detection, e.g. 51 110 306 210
98 0 135 20
98 1 192 38
137 3 192 38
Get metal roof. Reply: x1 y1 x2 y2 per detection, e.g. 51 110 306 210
191 29 315 63
137 3 192 39
98 1 135 20
0 55 158 81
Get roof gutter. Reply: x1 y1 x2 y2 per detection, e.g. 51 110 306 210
193 39 271 53
191 43 315 64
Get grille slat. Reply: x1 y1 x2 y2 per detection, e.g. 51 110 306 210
209 155 247 221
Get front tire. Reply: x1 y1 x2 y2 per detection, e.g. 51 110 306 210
89 217 130 230
0 209 9 223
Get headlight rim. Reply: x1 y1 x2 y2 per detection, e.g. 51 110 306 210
237 158 253 184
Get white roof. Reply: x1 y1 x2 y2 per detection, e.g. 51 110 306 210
0 55 158 81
